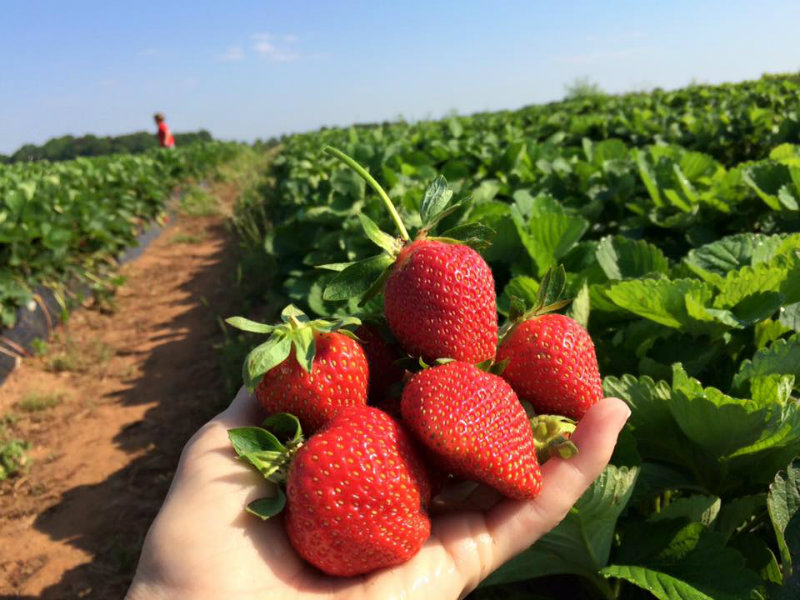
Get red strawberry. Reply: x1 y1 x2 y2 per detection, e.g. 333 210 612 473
497 314 602 420
257 331 368 433
401 361 541 500
355 324 405 407
384 239 498 364
227 305 368 434
285 406 431 577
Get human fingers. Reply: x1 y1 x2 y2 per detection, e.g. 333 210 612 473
482 397 630 573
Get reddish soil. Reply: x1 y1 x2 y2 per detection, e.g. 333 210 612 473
0 178 251 598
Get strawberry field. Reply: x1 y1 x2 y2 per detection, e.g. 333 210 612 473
0 141 239 329
227 74 800 599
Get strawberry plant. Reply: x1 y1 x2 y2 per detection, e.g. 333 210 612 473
226 73 800 598
0 141 239 328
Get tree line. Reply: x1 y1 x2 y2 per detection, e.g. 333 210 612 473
0 130 213 164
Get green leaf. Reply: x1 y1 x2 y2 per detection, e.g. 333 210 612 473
482 465 638 587
779 302 800 332
499 276 539 316
716 494 767 542
315 261 352 272
280 304 309 324
750 374 795 406
603 375 685 463
225 316 275 334
670 364 773 458
323 254 394 301
767 458 800 574
261 413 304 447
535 265 567 310
596 236 669 281
734 333 800 389
246 491 286 520
743 161 799 212
603 522 761 600
437 221 495 249
567 282 591 328
650 495 721 527
244 335 293 388
511 199 589 276
228 426 286 455
293 326 315 373
419 175 453 227
358 213 400 254
606 278 714 330
684 233 786 286
508 296 526 323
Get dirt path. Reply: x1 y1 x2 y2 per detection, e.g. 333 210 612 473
0 165 261 598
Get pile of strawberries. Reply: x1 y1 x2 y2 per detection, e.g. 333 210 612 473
226 147 603 577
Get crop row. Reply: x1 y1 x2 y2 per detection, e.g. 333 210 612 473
231 75 800 598
0 142 240 327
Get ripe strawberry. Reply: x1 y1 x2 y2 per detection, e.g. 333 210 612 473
384 239 498 364
285 406 431 576
320 148 498 364
401 361 541 500
355 324 405 407
227 305 367 434
497 314 602 420
256 331 368 433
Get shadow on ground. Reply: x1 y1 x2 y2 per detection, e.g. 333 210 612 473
5 220 249 599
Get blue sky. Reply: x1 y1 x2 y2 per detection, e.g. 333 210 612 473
2 0 800 154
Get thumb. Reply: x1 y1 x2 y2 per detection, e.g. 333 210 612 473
483 397 630 573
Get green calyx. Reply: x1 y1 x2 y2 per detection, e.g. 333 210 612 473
320 146 495 305
226 304 361 389
530 414 579 462
228 412 305 520
500 265 573 339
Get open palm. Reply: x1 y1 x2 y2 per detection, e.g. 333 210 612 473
126 387 629 600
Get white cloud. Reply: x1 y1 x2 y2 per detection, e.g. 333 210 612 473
254 39 275 54
251 33 301 62
219 45 245 62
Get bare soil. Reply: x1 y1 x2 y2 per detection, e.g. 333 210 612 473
0 177 250 598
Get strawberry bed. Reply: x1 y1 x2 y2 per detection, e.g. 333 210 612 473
226 74 800 599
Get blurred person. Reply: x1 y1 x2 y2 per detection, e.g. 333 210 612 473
154 112 175 148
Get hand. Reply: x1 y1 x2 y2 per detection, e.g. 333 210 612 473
126 388 630 600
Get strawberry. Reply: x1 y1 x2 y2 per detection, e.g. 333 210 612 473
285 406 431 576
384 239 498 364
355 323 405 407
256 330 368 432
401 361 542 500
226 305 367 433
497 313 602 420
320 147 498 364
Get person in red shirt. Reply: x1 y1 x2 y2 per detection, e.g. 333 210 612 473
153 112 175 148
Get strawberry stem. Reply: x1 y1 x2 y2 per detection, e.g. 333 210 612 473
323 145 410 242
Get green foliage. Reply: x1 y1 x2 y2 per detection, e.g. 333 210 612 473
564 76 605 100
18 391 64 412
179 186 220 217
0 418 30 481
229 73 800 598
4 129 213 163
0 142 240 326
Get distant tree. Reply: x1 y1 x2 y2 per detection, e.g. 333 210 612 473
5 129 214 164
564 76 605 100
